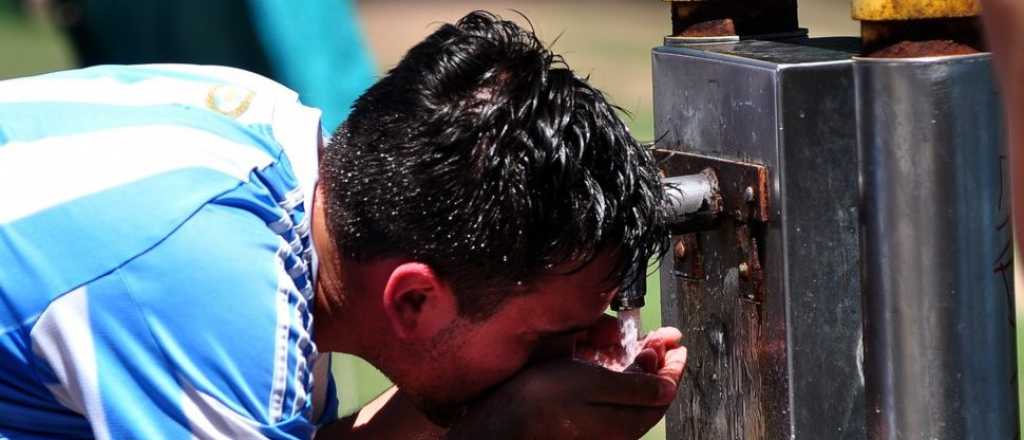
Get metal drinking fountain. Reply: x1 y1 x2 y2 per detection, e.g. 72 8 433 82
652 0 1018 438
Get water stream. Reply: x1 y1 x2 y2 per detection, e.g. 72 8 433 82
618 308 643 370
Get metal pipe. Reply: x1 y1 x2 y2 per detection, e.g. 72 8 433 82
662 169 720 226
855 53 1018 439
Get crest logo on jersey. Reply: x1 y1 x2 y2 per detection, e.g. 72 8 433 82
206 85 255 118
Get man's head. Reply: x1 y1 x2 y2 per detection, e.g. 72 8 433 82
314 11 666 423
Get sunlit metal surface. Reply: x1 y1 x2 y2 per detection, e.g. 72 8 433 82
855 53 1017 440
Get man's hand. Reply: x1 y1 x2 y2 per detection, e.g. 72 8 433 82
574 313 682 373
447 326 686 440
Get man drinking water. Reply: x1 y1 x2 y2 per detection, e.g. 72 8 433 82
0 11 685 439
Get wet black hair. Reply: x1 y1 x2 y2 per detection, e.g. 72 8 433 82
320 11 666 319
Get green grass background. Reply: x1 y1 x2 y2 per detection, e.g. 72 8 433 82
2 3 1020 439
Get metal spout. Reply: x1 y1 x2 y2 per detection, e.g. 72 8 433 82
662 168 722 233
611 271 646 312
662 169 720 222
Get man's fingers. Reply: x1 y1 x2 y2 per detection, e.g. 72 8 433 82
642 327 682 350
656 346 687 386
578 363 678 407
626 347 659 374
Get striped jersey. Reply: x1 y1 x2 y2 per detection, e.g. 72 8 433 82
0 64 337 439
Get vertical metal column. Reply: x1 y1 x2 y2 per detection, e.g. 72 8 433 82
855 54 1018 439
655 38 864 439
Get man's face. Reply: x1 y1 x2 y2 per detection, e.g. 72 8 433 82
398 255 621 425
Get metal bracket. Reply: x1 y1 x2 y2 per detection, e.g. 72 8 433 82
655 149 771 223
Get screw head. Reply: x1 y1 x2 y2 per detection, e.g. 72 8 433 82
744 186 755 202
738 261 751 279
674 239 686 259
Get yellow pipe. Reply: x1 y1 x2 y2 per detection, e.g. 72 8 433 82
852 0 981 21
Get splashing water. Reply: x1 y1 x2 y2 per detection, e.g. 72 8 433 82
574 309 645 371
618 309 643 369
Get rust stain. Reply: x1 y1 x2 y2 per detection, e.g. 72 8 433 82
675 233 704 280
860 17 984 56
853 0 981 21
754 166 770 223
868 39 980 57
676 18 737 37
674 238 687 260
736 225 767 306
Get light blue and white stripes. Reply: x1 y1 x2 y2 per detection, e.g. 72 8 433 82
0 64 333 439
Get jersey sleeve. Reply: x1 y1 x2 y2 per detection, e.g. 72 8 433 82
28 199 333 439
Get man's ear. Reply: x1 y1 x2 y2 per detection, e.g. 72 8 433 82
381 262 458 340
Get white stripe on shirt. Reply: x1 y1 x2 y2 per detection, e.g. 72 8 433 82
0 125 274 223
268 245 294 422
180 377 266 440
30 287 113 440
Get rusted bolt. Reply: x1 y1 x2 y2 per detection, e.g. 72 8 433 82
738 262 751 279
743 186 755 203
674 239 687 259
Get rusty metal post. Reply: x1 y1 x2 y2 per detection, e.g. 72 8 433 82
852 0 984 56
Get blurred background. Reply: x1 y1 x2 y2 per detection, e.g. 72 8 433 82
3 1 1015 439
